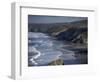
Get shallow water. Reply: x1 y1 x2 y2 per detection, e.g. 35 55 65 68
28 32 87 66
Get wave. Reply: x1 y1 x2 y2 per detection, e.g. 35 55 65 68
28 46 41 65
28 32 49 39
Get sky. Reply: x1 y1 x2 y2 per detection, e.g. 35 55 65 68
28 15 87 24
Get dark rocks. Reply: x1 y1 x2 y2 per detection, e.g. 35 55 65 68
72 32 87 44
57 27 87 43
48 59 64 65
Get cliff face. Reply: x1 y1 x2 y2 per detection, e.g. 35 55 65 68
57 27 87 44
29 20 87 44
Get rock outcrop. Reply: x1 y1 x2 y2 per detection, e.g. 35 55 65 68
57 27 87 44
48 59 64 65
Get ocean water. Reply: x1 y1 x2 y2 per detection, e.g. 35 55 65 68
28 32 87 66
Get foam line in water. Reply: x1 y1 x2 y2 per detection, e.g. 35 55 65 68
28 32 76 66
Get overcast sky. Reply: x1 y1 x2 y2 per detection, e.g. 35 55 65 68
28 15 87 24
